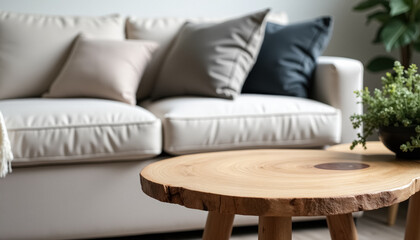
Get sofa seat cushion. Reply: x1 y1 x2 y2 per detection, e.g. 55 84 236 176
142 94 341 155
1 99 161 166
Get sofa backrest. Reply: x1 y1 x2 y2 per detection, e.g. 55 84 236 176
0 11 125 99
126 13 288 44
126 12 289 100
0 11 287 101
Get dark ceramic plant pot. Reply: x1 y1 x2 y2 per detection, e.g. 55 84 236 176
378 126 420 159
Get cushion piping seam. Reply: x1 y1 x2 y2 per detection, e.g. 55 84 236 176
7 120 159 131
306 23 324 66
13 149 160 160
166 137 339 150
227 14 265 91
164 111 339 121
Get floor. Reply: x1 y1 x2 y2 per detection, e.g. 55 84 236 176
100 201 408 240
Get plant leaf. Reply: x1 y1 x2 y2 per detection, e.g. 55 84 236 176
390 0 410 16
367 56 396 72
367 11 391 24
398 23 420 46
354 0 388 11
381 20 406 51
381 20 419 51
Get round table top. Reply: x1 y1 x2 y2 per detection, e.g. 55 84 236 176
140 146 420 216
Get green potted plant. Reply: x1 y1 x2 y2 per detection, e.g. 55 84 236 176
350 61 420 158
353 0 420 71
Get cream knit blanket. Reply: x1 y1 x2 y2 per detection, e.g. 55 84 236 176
0 111 13 178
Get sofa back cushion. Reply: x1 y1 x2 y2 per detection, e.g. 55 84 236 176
126 12 288 100
0 11 124 99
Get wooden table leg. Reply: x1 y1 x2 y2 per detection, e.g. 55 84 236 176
405 191 420 240
258 216 292 240
388 203 399 226
327 213 358 240
202 211 234 240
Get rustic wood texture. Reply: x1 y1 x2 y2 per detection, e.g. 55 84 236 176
202 211 234 240
141 149 420 216
388 204 399 226
327 141 394 156
405 191 420 240
327 213 358 240
258 216 291 240
130 206 408 240
327 141 403 226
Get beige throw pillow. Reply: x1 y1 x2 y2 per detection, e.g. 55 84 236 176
44 36 158 105
150 9 270 100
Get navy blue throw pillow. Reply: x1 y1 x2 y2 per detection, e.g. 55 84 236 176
241 17 333 98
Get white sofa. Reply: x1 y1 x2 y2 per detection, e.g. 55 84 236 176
0 10 363 240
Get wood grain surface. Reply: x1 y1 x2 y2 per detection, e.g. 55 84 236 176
140 149 420 216
327 141 402 226
327 141 394 156
405 191 420 240
202 211 234 240
327 214 358 240
388 204 399 226
258 216 291 240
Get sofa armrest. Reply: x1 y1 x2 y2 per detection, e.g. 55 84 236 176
311 56 363 144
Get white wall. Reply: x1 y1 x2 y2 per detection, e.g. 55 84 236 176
0 0 403 90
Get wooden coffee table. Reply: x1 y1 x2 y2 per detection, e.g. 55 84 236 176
140 149 420 240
